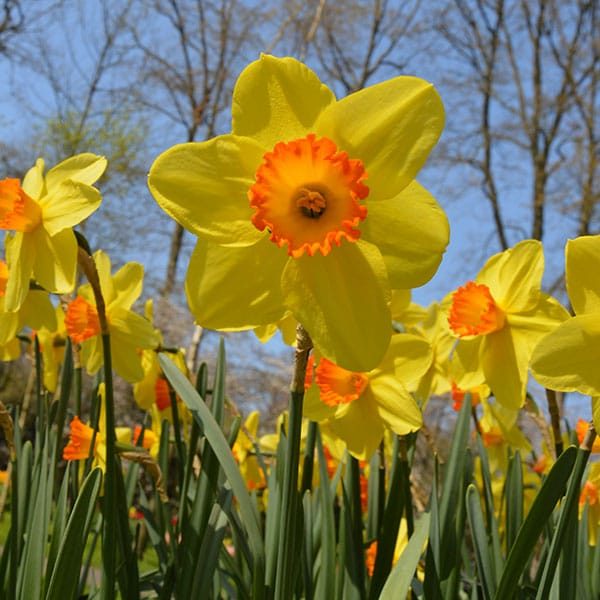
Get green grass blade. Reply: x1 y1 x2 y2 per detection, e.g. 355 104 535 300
505 451 523 552
159 353 265 599
380 512 430 599
45 468 102 600
494 445 576 599
45 468 70 592
466 484 496 599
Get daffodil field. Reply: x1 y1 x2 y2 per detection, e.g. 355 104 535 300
2 54 600 599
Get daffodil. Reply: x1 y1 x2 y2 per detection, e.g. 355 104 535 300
63 386 131 472
133 405 162 458
303 333 431 460
390 290 428 329
149 55 448 372
64 250 159 382
531 235 600 397
447 240 569 411
1 154 106 311
580 463 600 546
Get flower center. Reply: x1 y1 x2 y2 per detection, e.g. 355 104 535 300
63 416 97 461
448 281 505 337
155 377 171 411
65 296 101 343
0 178 42 232
0 260 8 297
249 134 369 258
309 356 369 407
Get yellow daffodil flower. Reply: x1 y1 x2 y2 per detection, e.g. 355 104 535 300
133 405 162 459
63 385 131 472
0 259 57 347
531 235 600 396
1 154 106 311
447 240 569 411
304 333 431 460
64 250 159 382
580 463 600 546
37 305 67 393
149 55 448 372
390 290 428 329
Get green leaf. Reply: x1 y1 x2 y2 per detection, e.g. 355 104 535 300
380 512 430 599
45 468 102 600
505 451 523 552
159 353 265 600
495 445 577 599
466 484 496 599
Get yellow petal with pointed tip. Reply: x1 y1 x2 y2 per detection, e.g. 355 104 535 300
149 135 265 246
20 290 57 332
109 307 159 351
0 312 18 345
186 237 287 330
281 240 391 372
451 337 486 390
31 228 77 294
109 262 143 311
232 55 335 149
22 158 46 200
45 154 107 190
40 180 102 236
531 314 600 396
93 250 115 304
374 333 432 390
369 373 422 434
315 77 444 202
566 236 600 315
481 327 528 411
81 335 103 375
329 388 384 460
4 232 35 311
361 182 449 289
480 240 544 313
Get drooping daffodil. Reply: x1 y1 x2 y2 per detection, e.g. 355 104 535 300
0 154 106 311
304 333 432 460
447 240 569 411
64 250 159 382
37 304 67 393
149 54 448 372
531 235 600 398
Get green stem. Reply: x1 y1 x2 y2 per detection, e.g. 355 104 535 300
546 388 563 458
274 325 312 600
300 420 317 495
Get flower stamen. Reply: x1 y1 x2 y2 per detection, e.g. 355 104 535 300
448 281 505 337
65 296 101 343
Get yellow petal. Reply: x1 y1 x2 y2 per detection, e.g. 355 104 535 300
0 337 21 361
368 373 422 434
328 389 384 460
20 290 58 332
450 337 486 390
109 262 143 311
22 158 46 200
374 333 432 390
4 232 35 311
0 312 18 345
281 240 391 372
566 236 600 315
390 290 411 320
93 250 115 304
148 135 265 246
45 154 107 190
481 327 528 411
40 180 102 237
31 228 77 294
109 307 159 350
315 77 444 202
531 314 600 396
80 335 103 375
185 237 286 330
361 182 449 288
232 55 335 149
110 334 145 382
479 240 544 313
593 397 600 437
